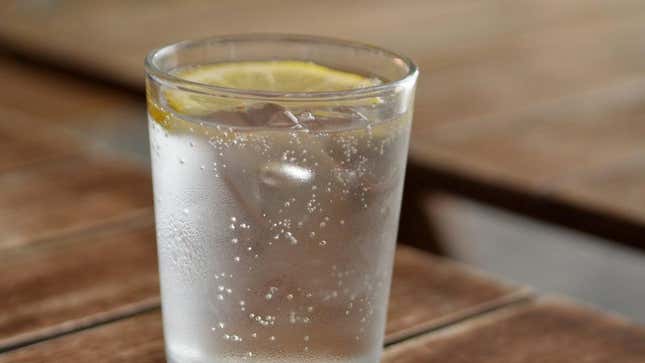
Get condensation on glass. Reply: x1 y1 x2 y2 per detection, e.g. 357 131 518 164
145 34 418 363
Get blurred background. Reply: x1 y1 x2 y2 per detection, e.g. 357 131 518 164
1 0 644 323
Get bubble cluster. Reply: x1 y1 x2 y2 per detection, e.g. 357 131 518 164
150 100 412 362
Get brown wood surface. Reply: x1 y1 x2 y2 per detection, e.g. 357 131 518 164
0 109 79 173
0 221 158 351
0 55 149 162
0 244 527 354
4 297 645 363
2 0 645 237
0 310 164 363
0 155 151 251
1 2 645 361
383 298 645 363
0 0 641 88
419 79 645 222
0 56 137 126
385 247 527 343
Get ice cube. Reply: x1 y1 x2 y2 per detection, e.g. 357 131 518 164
246 103 303 128
202 109 249 127
202 103 303 128
260 162 313 187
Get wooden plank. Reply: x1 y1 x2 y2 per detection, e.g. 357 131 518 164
0 222 158 351
0 155 152 251
0 56 138 126
0 0 642 88
0 0 473 86
0 310 164 362
538 81 645 226
0 109 79 172
0 58 145 166
0 246 527 357
3 2 645 233
555 150 645 227
383 298 645 363
0 57 148 161
415 77 645 226
386 246 527 343
412 9 645 130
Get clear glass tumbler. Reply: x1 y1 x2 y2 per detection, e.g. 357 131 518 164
145 34 418 363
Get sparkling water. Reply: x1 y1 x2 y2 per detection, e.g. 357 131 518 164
150 102 412 363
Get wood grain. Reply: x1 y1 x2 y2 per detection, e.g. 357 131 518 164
383 298 645 363
3 0 645 233
0 310 165 363
0 109 79 172
415 78 645 226
0 246 527 357
0 56 148 162
0 221 158 351
386 246 527 343
0 155 152 251
0 0 641 88
0 56 138 126
413 10 645 128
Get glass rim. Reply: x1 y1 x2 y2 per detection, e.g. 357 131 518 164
144 33 418 101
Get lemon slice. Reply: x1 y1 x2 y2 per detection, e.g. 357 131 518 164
149 61 386 134
178 61 377 92
163 61 380 115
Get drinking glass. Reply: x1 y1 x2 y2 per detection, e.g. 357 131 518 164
145 34 418 363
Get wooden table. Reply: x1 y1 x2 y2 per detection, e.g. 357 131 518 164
1 2 645 361
2 0 645 248
0 56 643 362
